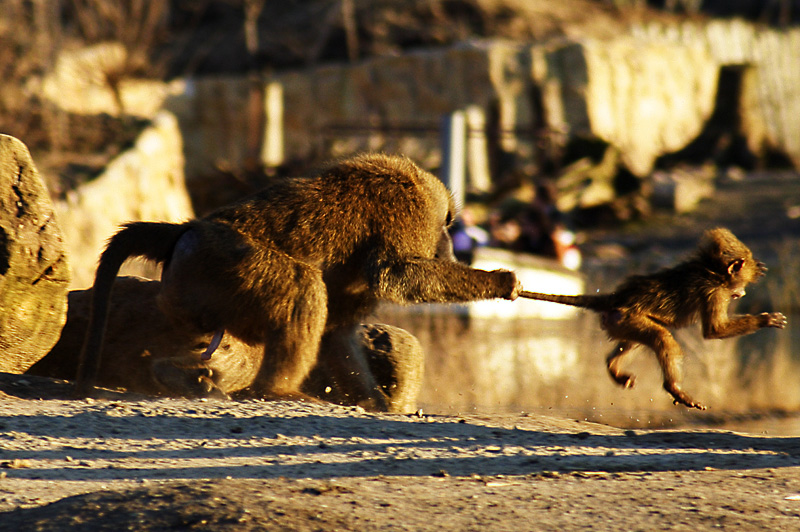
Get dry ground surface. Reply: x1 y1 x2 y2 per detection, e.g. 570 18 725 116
4 173 800 531
3 2 798 530
0 374 799 531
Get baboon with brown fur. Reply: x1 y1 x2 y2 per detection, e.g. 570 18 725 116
519 228 786 409
76 154 520 410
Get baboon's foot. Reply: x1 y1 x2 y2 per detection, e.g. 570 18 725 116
72 382 97 399
151 361 229 399
664 383 706 410
608 370 636 389
196 374 230 400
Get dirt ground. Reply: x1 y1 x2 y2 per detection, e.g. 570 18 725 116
4 171 800 531
0 374 798 531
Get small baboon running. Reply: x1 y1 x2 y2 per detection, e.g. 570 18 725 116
519 228 786 409
76 153 521 409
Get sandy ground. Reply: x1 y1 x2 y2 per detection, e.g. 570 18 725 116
4 173 800 530
0 374 799 531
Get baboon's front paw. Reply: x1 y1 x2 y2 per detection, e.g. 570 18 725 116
497 271 522 300
762 312 787 329
356 394 390 413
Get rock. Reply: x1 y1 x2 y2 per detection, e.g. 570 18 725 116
0 135 70 373
52 111 194 288
651 166 715 213
634 20 800 169
40 42 178 118
580 37 718 176
533 23 793 177
555 146 620 211
29 277 423 412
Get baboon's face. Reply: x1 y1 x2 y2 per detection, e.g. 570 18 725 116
703 227 766 299
726 254 766 299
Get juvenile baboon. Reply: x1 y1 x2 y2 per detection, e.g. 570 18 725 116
76 154 520 409
519 228 786 409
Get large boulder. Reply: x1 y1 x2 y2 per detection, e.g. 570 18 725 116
0 135 70 373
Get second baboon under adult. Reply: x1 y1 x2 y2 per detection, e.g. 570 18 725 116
519 228 786 409
76 153 521 410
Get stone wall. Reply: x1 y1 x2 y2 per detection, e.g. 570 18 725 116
165 77 254 179
41 42 180 118
633 19 800 168
53 112 194 288
40 20 800 182
166 18 799 183
578 38 718 176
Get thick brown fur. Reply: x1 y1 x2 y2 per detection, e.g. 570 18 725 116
75 154 520 409
520 228 786 409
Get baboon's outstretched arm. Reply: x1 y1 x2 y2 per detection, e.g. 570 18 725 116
701 292 786 340
372 258 519 304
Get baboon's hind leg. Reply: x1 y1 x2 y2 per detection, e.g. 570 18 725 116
652 330 705 410
641 322 705 410
606 316 705 410
247 262 328 402
606 341 637 388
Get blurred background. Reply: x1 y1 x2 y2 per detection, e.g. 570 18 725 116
2 0 800 432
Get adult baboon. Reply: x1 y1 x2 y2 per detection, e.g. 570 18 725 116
76 154 520 409
519 228 786 409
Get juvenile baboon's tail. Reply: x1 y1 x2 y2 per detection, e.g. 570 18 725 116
518 290 608 311
74 222 190 396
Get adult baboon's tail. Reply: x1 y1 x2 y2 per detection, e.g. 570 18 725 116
518 290 608 311
74 222 190 396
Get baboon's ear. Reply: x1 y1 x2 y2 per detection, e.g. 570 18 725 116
727 258 745 276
